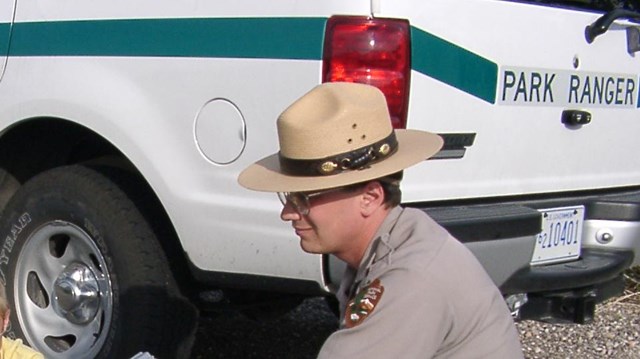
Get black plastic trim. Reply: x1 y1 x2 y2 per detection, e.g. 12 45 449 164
500 248 634 294
586 200 640 221
410 187 640 242
421 205 541 242
188 261 327 296
432 133 476 160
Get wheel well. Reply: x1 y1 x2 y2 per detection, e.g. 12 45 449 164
0 118 195 292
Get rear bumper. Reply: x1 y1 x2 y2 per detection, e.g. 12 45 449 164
412 189 640 323
500 248 633 294
411 187 640 316
499 248 633 324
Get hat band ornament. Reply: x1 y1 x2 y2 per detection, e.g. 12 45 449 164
279 132 398 176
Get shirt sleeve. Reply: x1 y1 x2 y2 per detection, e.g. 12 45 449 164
318 271 451 359
2 337 45 359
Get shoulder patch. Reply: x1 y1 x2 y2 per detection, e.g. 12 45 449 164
345 278 385 329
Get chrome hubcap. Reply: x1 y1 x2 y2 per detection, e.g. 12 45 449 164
15 221 113 359
53 263 100 325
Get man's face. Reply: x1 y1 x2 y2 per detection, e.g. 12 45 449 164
280 187 365 256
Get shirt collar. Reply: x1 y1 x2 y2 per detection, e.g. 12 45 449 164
354 206 404 278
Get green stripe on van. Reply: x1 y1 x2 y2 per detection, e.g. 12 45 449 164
411 27 498 103
6 17 497 103
10 18 327 60
0 23 10 54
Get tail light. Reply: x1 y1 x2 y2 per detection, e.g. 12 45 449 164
322 16 411 129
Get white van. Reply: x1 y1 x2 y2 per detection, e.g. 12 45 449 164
0 0 638 357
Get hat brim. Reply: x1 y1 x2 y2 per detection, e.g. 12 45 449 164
238 130 443 193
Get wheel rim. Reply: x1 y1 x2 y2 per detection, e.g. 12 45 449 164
14 220 113 359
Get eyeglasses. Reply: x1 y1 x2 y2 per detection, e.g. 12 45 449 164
277 187 345 216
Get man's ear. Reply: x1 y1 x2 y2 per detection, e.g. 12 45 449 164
360 181 385 216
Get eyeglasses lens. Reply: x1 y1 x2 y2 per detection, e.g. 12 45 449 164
277 192 310 215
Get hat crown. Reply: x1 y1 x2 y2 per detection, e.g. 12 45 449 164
277 82 392 160
237 82 444 193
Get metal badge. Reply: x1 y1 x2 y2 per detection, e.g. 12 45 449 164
319 161 338 174
378 143 390 156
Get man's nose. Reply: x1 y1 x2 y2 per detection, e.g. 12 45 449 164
280 201 301 221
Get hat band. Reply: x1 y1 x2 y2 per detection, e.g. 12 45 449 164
279 132 398 176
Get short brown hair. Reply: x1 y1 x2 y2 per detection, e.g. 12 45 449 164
343 171 403 208
378 172 403 208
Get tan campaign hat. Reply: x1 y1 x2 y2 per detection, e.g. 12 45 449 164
238 82 443 193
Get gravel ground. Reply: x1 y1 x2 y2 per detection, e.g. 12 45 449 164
516 299 640 358
191 295 639 358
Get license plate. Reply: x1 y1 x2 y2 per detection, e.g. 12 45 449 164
531 206 584 265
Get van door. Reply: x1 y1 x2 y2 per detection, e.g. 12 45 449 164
385 0 640 202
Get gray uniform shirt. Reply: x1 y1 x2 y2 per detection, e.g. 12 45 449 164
318 207 523 359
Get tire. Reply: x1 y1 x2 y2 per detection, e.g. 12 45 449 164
0 165 197 358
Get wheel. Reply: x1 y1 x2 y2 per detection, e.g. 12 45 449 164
0 165 197 358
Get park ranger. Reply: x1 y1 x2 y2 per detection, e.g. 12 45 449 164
238 82 523 358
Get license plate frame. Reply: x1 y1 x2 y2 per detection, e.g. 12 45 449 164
531 206 584 266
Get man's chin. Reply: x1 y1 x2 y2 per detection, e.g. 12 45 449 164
299 239 322 255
